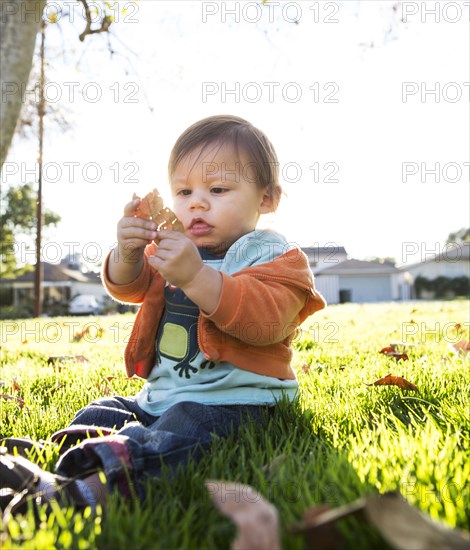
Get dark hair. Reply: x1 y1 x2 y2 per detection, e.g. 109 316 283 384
168 115 282 210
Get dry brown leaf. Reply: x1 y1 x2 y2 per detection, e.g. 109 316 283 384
366 374 418 391
261 454 286 476
133 189 184 232
72 326 103 342
365 492 470 549
290 493 470 549
206 480 280 550
289 498 365 549
11 378 21 394
299 503 344 549
379 347 409 361
98 378 112 396
0 394 29 412
389 342 416 349
452 340 470 354
47 355 88 364
135 188 163 219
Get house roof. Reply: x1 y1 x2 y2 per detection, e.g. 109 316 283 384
316 258 400 276
301 246 347 256
401 242 470 269
428 242 469 262
2 263 100 284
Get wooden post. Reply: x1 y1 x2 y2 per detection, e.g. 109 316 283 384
34 18 46 317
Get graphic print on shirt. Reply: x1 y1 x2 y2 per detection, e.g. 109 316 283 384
156 285 215 379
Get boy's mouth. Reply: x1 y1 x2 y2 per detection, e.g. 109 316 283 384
189 218 214 236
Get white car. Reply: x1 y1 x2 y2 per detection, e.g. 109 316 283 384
68 295 103 315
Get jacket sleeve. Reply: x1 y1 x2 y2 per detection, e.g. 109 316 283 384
202 272 314 345
101 244 159 304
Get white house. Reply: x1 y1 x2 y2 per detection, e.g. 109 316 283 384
1 262 106 316
403 242 469 298
301 246 348 274
313 259 411 304
404 243 470 280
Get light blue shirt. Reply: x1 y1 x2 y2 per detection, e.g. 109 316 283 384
136 230 299 416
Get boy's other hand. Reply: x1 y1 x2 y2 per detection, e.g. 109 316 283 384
148 230 203 289
117 198 158 261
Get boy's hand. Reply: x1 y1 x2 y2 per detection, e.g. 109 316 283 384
148 230 203 288
117 198 158 261
148 230 222 314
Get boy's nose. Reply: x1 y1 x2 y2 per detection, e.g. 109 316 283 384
189 192 209 210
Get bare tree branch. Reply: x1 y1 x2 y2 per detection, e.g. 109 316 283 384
78 0 112 42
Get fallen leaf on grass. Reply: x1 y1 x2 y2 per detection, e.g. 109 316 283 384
289 499 365 550
379 347 409 361
97 378 113 396
261 454 286 476
73 329 86 342
366 374 418 391
291 492 470 550
47 355 88 365
451 340 470 354
365 492 470 550
300 363 329 374
389 342 415 350
0 394 29 411
11 378 21 394
73 326 103 342
392 353 408 362
206 481 280 550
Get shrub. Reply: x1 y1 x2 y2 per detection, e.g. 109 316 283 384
414 275 470 299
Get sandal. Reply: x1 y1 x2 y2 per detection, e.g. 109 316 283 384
0 449 89 518
1 425 117 458
0 437 51 458
50 425 117 453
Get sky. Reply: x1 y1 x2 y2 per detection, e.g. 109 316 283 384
2 0 469 269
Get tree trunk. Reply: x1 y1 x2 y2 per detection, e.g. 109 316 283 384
0 0 46 169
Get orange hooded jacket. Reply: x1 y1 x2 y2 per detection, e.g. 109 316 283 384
102 244 326 380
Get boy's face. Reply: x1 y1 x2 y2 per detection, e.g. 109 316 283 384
170 144 273 254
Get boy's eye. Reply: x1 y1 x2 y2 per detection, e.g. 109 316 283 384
211 187 228 194
177 189 191 196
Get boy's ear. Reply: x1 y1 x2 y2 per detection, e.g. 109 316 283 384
258 191 274 214
258 187 279 214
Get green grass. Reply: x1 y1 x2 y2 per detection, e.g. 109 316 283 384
0 301 469 548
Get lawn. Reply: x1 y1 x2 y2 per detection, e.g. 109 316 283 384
1 301 469 549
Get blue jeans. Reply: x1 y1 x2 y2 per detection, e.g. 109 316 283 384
54 396 268 499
